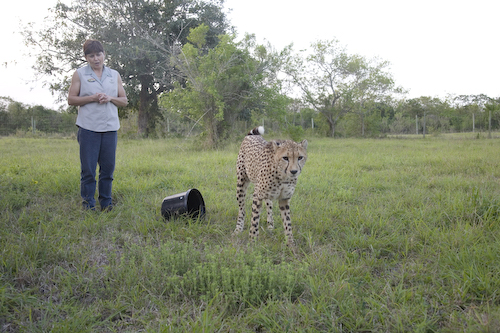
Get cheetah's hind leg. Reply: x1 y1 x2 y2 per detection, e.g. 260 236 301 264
234 177 250 235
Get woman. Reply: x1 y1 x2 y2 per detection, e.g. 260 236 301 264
68 39 128 211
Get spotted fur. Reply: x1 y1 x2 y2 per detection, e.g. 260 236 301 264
234 127 308 245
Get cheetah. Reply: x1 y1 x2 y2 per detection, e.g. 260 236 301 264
234 126 308 246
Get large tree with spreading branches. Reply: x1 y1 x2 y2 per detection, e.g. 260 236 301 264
22 0 229 136
284 39 401 137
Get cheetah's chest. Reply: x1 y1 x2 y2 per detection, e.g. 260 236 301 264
256 173 297 201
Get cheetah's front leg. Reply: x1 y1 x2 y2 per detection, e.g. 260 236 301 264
279 199 295 246
249 196 263 241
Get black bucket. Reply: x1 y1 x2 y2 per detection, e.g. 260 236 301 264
161 188 206 220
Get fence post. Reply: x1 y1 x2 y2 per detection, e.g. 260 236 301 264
423 113 426 139
31 116 36 134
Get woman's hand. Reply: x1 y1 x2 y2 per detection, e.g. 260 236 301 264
97 93 111 104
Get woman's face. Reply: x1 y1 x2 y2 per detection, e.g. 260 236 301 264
85 51 105 71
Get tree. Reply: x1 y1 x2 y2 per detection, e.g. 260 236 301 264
284 39 400 137
405 97 452 137
351 101 395 137
162 27 288 147
351 59 402 136
452 94 495 133
22 0 229 136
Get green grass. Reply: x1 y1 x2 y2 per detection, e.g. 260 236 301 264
2 135 500 332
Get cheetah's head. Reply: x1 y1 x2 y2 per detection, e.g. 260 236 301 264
272 139 308 179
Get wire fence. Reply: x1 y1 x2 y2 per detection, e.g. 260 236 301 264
0 113 78 136
2 111 497 139
0 111 315 139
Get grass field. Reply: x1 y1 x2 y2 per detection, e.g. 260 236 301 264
2 134 500 332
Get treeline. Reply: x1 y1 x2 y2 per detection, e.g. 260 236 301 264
327 94 500 138
2 93 499 139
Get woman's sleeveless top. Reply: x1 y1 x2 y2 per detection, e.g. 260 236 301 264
75 65 120 132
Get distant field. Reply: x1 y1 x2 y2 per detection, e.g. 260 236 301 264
2 135 500 332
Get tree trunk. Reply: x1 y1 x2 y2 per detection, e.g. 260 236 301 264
205 104 219 148
138 78 150 137
488 109 492 139
361 114 365 137
326 117 335 137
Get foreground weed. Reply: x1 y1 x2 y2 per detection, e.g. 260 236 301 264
106 240 308 310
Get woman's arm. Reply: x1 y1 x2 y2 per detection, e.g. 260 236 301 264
109 74 128 107
68 71 101 106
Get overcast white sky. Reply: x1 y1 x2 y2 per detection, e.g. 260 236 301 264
1 0 498 110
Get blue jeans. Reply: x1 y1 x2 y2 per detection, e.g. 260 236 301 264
77 127 117 210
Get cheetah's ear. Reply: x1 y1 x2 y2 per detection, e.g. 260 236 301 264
300 139 308 150
267 141 279 151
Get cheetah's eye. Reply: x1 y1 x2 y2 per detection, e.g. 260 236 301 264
282 156 289 161
298 156 304 161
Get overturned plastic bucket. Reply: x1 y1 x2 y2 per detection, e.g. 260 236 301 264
161 188 206 220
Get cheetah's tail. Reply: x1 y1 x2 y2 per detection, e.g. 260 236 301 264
247 126 264 136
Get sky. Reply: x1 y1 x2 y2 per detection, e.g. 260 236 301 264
1 0 498 110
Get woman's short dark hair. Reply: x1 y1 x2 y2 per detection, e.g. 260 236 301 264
83 40 104 55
